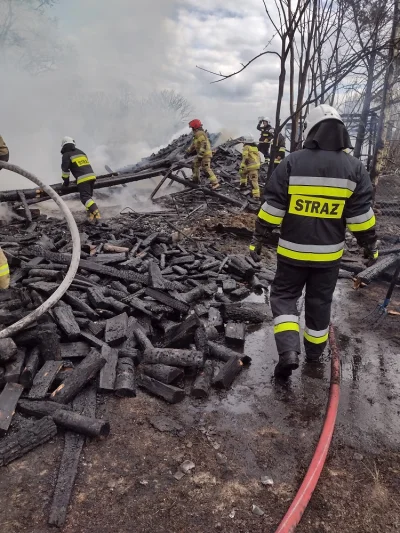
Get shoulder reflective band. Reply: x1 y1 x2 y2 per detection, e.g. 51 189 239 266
279 147 286 152
0 264 10 277
62 172 70 179
258 202 286 225
277 239 344 262
274 314 300 334
289 176 356 199
304 326 329 344
346 207 376 232
289 195 345 218
71 155 90 167
76 174 96 185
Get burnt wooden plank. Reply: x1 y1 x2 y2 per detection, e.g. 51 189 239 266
148 261 166 290
39 329 62 362
51 349 106 404
0 383 24 436
222 279 237 293
28 361 63 400
145 288 190 313
0 416 57 466
60 342 91 359
63 292 99 321
79 331 108 350
163 314 200 348
54 305 81 341
20 347 41 389
5 348 26 383
138 375 184 404
104 313 128 347
48 386 96 527
98 346 118 392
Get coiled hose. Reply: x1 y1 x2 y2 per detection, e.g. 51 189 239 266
0 161 81 338
274 324 341 532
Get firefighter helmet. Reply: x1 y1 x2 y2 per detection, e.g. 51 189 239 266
243 134 255 144
189 119 202 129
61 136 75 149
303 105 343 139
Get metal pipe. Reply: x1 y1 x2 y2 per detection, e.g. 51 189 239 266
0 161 81 338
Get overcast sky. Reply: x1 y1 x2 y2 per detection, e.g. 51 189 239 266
1 0 281 187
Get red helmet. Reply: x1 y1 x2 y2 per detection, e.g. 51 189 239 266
189 119 202 129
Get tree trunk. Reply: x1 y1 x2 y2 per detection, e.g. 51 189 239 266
353 50 377 159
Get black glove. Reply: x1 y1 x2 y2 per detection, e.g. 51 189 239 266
62 178 70 188
363 241 379 267
249 241 262 262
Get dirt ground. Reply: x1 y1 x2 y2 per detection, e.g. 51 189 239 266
2 227 400 533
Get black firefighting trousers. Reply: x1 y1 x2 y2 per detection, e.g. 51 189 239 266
258 143 270 158
77 180 98 213
270 260 340 357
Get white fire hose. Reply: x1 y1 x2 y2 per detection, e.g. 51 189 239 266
0 161 81 338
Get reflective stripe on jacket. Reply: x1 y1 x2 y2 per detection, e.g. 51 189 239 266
187 129 212 157
255 149 376 267
241 144 260 171
61 147 96 185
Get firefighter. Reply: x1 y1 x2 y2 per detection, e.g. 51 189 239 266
239 134 261 199
0 135 9 171
257 116 273 159
186 119 220 190
60 137 101 223
273 130 286 168
249 105 378 379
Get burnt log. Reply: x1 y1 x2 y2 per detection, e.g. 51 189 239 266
194 303 208 317
28 361 63 400
194 326 209 356
212 355 243 389
79 259 148 285
227 256 255 281
18 399 72 418
118 348 141 366
0 338 18 365
79 331 108 350
103 243 129 254
138 375 184 404
0 383 24 435
86 321 106 338
143 348 204 368
222 302 270 323
52 409 110 438
98 346 118 392
39 330 61 361
169 254 196 266
142 364 183 384
104 313 128 347
356 254 400 285
225 322 246 345
54 305 81 341
208 341 252 365
114 357 136 397
231 286 251 299
222 279 237 293
0 416 57 466
191 360 214 399
51 349 106 404
20 346 41 389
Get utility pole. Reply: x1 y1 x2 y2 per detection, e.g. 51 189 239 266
370 0 400 193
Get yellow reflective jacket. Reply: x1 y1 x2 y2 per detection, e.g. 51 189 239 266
187 129 212 157
0 247 10 289
241 144 261 171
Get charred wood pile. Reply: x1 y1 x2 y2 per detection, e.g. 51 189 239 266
0 213 276 526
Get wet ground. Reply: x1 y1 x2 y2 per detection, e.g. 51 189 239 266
2 246 400 532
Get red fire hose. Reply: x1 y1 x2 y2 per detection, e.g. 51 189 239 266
274 324 341 533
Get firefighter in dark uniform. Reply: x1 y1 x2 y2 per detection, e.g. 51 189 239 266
257 116 273 159
250 105 378 378
60 137 101 222
274 130 286 168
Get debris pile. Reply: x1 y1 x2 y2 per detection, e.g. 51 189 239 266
0 215 275 525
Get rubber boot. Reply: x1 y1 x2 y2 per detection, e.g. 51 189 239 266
211 182 221 190
93 209 101 224
274 351 299 379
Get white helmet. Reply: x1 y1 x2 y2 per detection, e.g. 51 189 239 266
304 105 343 139
243 133 255 144
258 116 271 123
61 136 75 149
